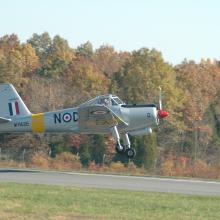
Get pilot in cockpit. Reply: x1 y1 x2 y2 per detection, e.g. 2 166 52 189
100 97 111 106
99 95 123 107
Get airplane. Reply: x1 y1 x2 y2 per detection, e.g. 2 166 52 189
0 83 168 158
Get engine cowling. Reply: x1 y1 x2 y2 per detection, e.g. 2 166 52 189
129 127 152 136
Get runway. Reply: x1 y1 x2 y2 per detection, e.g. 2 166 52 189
0 168 220 196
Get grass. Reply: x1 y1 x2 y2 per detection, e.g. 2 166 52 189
0 183 220 220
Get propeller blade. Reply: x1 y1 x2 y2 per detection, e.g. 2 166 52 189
159 86 162 110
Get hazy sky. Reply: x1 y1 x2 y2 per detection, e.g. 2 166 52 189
0 0 219 64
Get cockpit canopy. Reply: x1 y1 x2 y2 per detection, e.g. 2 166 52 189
79 94 124 107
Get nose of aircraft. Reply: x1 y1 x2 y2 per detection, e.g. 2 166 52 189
158 109 169 119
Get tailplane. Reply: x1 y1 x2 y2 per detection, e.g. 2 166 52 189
0 84 31 119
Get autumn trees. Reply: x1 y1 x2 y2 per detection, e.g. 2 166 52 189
0 32 220 170
175 60 220 161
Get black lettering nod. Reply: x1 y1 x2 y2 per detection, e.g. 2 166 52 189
73 112 78 122
54 113 61 124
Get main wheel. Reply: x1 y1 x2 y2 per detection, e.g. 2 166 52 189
125 148 136 159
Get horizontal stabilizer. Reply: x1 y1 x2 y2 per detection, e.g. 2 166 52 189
0 117 11 124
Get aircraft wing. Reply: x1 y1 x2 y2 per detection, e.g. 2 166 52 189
0 117 11 124
78 105 128 132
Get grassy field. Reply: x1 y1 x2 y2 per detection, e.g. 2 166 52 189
0 183 220 220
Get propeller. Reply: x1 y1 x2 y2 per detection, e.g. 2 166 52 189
157 86 169 122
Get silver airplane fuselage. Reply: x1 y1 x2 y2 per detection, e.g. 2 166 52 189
0 104 158 135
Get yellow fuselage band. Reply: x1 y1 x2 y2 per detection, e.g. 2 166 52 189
32 113 45 133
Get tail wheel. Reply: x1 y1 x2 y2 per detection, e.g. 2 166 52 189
125 148 136 159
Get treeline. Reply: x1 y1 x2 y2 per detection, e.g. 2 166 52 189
0 33 220 170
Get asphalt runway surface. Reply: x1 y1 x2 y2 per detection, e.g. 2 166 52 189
0 168 220 196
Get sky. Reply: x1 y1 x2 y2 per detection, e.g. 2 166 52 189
0 0 220 64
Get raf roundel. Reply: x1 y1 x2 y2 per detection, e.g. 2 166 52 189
62 113 72 122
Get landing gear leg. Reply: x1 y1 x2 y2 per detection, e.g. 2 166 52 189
121 133 136 159
111 126 124 153
121 133 131 149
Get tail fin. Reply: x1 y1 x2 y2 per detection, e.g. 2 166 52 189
0 83 31 118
